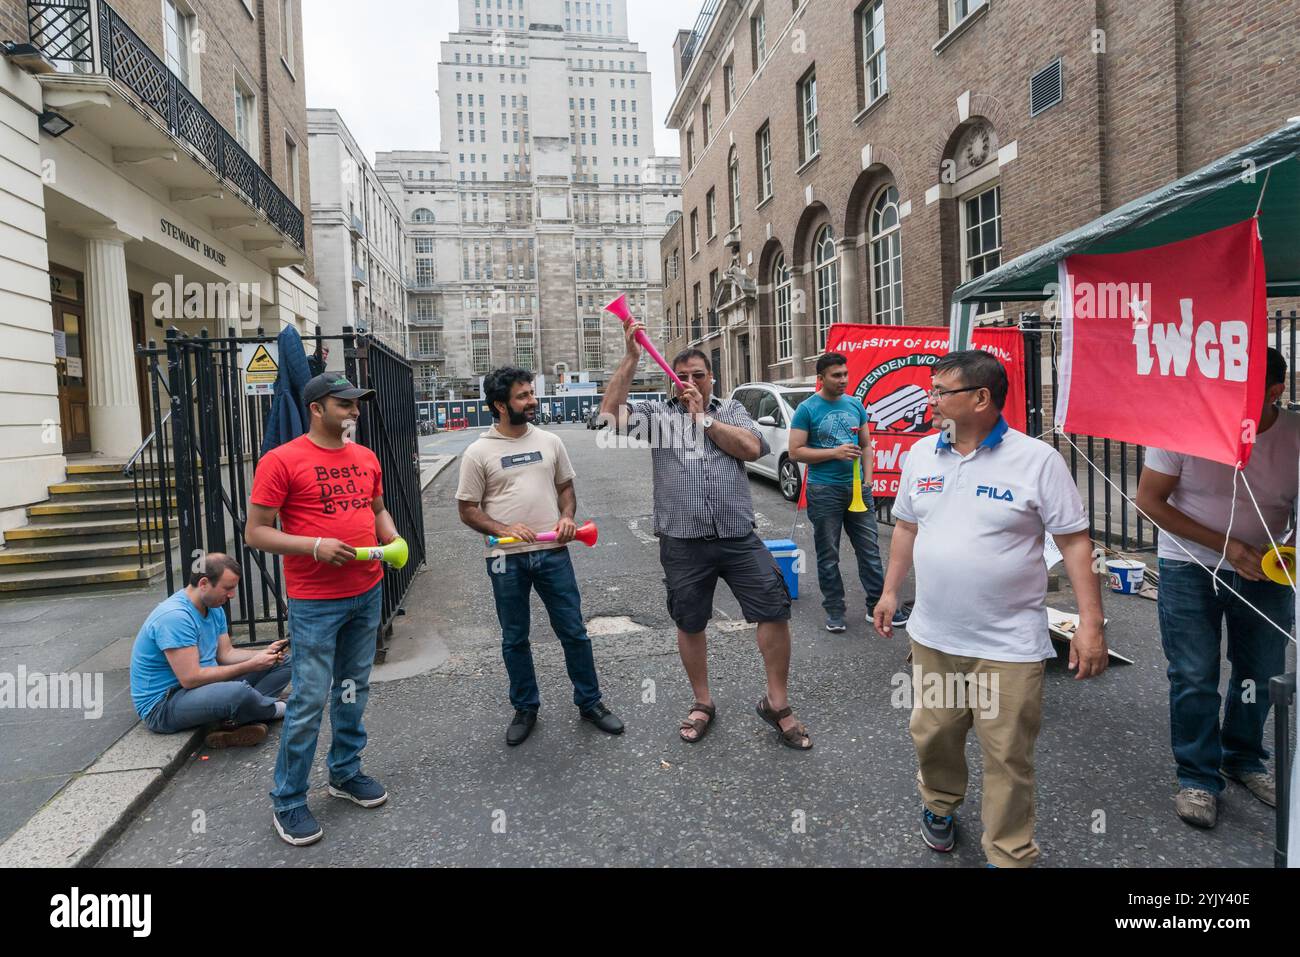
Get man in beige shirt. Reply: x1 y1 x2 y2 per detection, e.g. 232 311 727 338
456 366 624 746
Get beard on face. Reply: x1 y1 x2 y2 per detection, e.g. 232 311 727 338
507 405 536 426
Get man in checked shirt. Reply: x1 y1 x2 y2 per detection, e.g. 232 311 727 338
601 321 812 750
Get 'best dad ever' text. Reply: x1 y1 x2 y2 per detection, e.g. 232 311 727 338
315 464 372 514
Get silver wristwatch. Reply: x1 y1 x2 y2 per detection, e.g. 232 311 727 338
701 415 714 430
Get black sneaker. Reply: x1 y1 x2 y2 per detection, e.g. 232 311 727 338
273 805 323 846
921 806 955 852
506 708 538 746
580 702 625 735
328 773 388 808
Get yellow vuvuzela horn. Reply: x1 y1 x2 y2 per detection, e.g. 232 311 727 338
353 536 409 570
849 455 868 512
1262 544 1296 585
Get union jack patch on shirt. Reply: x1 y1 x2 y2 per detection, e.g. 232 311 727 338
915 475 945 494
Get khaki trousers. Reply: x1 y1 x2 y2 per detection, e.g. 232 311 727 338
908 639 1045 867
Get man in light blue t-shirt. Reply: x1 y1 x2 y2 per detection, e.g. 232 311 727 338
789 352 906 633
131 553 290 748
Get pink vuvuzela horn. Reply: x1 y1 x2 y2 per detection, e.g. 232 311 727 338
604 294 687 391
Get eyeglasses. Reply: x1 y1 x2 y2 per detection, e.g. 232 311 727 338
679 371 710 382
928 385 984 399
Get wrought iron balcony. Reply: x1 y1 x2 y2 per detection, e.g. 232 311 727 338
352 263 368 286
350 212 365 237
406 276 437 292
408 313 444 327
26 0 305 250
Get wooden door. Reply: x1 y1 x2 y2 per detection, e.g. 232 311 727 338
55 303 90 453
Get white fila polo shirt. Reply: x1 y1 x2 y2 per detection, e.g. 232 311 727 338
892 417 1088 662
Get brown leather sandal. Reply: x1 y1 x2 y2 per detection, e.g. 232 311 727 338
756 696 812 750
679 701 716 743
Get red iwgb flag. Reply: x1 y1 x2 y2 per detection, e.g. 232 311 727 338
1057 218 1267 468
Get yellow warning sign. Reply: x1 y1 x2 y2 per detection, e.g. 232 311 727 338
241 341 279 395
247 345 277 373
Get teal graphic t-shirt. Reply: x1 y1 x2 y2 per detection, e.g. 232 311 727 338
790 393 869 485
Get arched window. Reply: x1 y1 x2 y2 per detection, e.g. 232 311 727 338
773 252 793 362
813 225 839 351
727 147 741 229
412 208 435 223
869 186 903 325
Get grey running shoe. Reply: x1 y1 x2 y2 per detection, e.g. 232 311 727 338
921 806 955 852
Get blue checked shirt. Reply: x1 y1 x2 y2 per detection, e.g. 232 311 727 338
626 395 770 539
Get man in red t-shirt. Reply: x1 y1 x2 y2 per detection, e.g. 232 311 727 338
247 373 399 847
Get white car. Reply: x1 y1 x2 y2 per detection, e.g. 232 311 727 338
728 382 816 502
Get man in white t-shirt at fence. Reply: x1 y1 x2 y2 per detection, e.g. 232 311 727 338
873 350 1108 867
1136 347 1299 829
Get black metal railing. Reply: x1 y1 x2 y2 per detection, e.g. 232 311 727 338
27 0 304 249
131 327 425 655
346 334 428 643
680 0 720 76
122 355 182 590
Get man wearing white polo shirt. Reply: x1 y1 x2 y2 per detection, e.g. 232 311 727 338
874 350 1108 867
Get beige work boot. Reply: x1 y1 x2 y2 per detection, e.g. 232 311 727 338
1174 787 1218 828
1224 769 1276 808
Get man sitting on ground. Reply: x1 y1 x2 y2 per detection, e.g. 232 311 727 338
130 553 290 748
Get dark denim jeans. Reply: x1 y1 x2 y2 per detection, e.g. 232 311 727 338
145 660 291 734
486 546 602 712
1157 558 1293 793
270 582 382 813
806 481 886 616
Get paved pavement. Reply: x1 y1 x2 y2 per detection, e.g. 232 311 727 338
0 584 161 846
94 423 1293 866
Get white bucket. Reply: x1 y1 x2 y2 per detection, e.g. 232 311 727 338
1106 559 1146 594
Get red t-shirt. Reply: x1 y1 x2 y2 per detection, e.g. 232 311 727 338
250 434 385 600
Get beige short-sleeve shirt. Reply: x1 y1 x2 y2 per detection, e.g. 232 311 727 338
456 424 577 555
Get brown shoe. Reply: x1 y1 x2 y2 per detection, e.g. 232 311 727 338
205 722 268 749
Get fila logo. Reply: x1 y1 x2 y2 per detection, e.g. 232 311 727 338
976 485 1014 502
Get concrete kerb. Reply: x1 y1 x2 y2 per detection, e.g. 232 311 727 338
0 721 204 868
420 454 457 491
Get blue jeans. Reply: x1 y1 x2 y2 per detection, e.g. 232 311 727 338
144 660 291 734
270 582 382 813
1157 559 1293 793
486 547 602 712
805 481 886 616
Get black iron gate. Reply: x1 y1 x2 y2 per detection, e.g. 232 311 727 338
125 326 426 655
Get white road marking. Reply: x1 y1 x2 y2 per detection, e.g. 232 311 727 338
626 518 658 546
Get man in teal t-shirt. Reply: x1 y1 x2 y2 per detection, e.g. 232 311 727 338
789 352 903 633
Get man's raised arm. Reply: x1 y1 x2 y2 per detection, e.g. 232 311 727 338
600 320 646 431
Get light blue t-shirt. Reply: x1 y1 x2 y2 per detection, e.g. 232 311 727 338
129 590 225 719
790 393 869 485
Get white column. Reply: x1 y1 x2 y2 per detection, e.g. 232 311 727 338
838 237 862 324
81 229 142 458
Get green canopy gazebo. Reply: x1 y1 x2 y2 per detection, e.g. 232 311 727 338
949 121 1300 347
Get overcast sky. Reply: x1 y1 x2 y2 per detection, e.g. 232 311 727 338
302 0 698 165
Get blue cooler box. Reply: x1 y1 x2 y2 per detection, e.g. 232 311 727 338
764 538 800 600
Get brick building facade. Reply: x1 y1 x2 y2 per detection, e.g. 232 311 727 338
661 0 1300 389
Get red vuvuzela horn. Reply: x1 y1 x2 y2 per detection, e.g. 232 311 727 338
605 294 687 390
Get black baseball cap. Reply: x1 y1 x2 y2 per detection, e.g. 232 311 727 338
303 373 375 406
